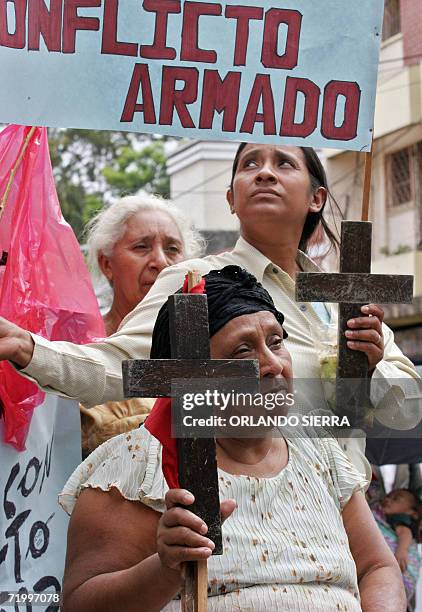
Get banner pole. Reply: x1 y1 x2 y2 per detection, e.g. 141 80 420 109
361 149 373 222
0 126 37 221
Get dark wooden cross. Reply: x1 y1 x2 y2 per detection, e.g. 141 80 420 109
296 220 413 426
122 274 259 611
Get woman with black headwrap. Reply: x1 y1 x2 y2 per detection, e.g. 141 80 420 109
150 265 287 360
59 267 404 612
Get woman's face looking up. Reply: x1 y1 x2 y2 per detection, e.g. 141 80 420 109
227 144 326 235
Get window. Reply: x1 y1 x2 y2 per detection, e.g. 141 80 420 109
386 142 422 207
382 0 401 41
390 148 411 205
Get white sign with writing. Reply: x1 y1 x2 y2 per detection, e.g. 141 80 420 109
0 0 384 151
0 395 81 611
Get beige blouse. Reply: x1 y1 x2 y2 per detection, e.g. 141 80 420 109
60 427 367 611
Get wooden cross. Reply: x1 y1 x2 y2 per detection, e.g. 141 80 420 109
122 272 259 611
296 153 414 426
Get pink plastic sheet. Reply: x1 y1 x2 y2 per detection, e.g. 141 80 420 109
0 125 105 450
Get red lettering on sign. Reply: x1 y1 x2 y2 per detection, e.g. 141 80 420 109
280 77 320 137
240 74 276 135
159 66 198 127
261 8 302 70
140 0 180 60
28 0 62 52
180 1 221 63
199 69 240 132
0 0 27 49
225 5 263 66
101 0 138 56
121 63 156 123
62 0 100 54
321 81 361 141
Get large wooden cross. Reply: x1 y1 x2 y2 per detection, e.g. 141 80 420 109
122 274 259 611
296 219 413 426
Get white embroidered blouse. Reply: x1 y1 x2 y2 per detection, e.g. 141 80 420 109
59 427 367 611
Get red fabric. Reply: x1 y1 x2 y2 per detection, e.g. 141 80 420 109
0 125 105 450
145 275 206 489
144 397 177 488
181 276 205 295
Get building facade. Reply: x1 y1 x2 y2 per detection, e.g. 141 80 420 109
167 140 240 254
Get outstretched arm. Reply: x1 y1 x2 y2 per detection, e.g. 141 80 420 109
3 260 200 405
3 259 218 406
343 491 406 612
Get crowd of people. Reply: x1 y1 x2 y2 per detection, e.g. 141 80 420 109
0 143 421 610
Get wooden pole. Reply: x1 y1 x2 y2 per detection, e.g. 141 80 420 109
187 270 202 291
361 150 373 222
0 126 37 221
194 561 208 611
181 269 208 612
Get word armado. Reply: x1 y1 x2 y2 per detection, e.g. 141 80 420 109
122 66 361 140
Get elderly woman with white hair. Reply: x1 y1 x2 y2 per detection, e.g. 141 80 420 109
80 193 204 455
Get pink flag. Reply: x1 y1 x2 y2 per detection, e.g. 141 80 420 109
0 125 105 450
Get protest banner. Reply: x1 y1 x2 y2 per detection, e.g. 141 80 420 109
0 395 81 612
0 0 384 151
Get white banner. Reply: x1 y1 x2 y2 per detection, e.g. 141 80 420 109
0 395 81 612
0 0 385 151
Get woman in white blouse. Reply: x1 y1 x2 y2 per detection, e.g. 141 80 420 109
59 267 405 612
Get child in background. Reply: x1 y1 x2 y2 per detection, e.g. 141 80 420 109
383 489 421 572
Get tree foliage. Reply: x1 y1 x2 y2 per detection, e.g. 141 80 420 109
103 140 169 198
48 128 172 240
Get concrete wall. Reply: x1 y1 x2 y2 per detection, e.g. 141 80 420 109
167 141 239 234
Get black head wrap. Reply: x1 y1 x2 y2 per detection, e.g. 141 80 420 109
151 265 287 359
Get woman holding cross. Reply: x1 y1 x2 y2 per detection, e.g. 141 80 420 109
59 266 405 611
0 143 419 480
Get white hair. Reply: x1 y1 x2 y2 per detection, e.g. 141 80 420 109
85 193 205 281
